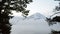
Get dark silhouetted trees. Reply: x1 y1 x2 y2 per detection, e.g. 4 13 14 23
0 0 32 34
46 0 60 34
46 0 60 26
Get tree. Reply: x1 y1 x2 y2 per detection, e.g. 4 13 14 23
46 0 60 26
0 0 32 34
46 0 60 34
51 30 60 34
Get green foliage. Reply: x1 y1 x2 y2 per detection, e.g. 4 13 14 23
2 0 33 17
0 0 32 34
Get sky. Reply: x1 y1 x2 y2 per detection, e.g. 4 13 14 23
12 0 59 17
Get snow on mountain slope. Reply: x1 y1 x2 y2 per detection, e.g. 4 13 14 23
9 13 46 25
9 13 60 34
11 19 51 34
10 13 51 34
9 16 24 25
27 13 46 19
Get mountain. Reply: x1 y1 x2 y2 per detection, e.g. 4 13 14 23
9 12 60 34
10 13 51 34
9 13 46 25
27 13 46 19
9 16 24 25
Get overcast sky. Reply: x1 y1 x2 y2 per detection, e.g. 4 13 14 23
12 0 59 17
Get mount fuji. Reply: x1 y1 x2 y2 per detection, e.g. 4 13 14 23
27 13 46 20
9 13 46 25
10 13 52 34
10 12 60 34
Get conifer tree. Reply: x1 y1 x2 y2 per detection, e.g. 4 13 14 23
0 0 32 34
46 0 60 25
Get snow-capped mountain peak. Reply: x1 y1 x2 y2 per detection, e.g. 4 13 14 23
28 13 46 19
